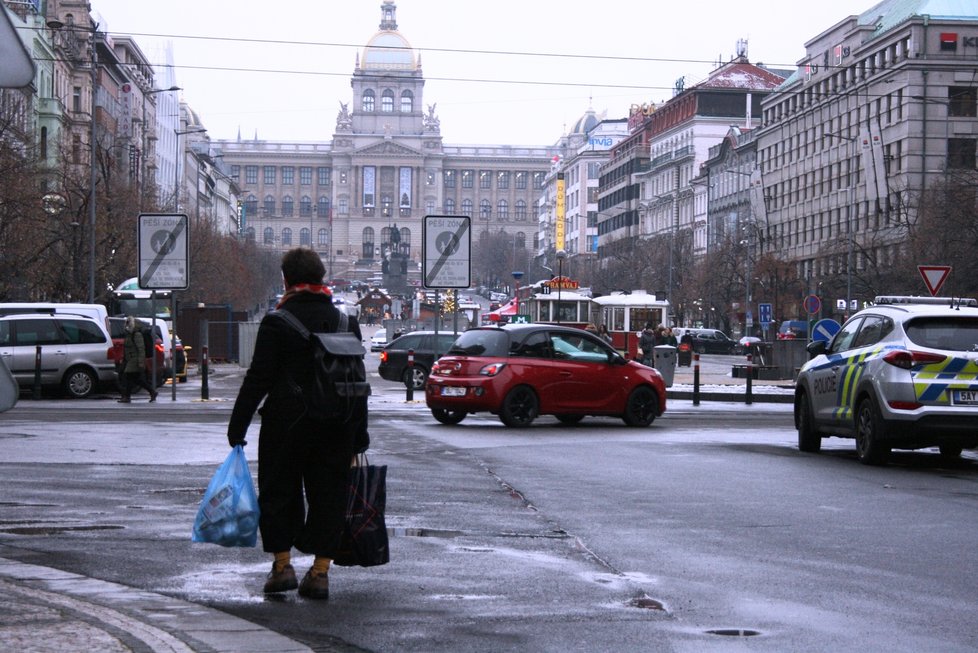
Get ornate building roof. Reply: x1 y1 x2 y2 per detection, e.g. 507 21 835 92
361 1 418 71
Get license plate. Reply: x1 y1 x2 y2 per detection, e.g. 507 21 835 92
952 390 978 405
441 386 466 397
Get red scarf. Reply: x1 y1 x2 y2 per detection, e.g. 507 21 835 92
276 283 332 308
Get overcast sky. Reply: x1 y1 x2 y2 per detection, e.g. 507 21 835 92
89 0 869 146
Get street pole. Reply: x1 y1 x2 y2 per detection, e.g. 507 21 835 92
87 26 98 303
556 249 566 325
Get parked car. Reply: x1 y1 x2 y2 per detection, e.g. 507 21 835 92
369 330 388 352
733 336 763 355
379 330 459 389
794 295 978 464
426 324 667 427
778 320 809 340
0 313 116 398
674 328 738 354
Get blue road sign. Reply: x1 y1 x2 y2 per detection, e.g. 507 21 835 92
812 318 841 343
758 302 772 327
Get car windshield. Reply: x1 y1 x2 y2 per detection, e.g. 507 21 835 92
447 329 510 356
904 316 978 352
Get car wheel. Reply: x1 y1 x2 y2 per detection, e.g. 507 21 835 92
855 396 890 465
403 366 428 390
62 366 96 399
796 391 821 453
555 414 584 425
499 385 539 428
431 408 466 425
939 443 963 459
622 386 659 427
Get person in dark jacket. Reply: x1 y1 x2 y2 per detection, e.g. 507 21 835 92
227 247 369 600
118 316 157 403
637 321 657 366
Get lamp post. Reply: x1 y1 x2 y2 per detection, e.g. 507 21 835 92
46 17 99 303
173 127 207 212
140 86 181 211
555 249 566 325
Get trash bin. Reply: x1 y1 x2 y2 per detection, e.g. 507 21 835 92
653 344 677 387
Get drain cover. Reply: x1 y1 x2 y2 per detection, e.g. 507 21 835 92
705 628 761 637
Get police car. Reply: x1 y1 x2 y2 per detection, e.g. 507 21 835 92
794 296 978 465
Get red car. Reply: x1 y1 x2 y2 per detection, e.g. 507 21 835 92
426 324 667 427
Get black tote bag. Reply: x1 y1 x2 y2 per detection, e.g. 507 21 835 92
333 457 390 567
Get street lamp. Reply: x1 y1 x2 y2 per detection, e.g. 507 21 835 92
173 127 207 212
47 17 99 303
555 249 567 325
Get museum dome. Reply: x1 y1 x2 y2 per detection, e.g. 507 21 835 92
569 106 600 135
362 1 418 71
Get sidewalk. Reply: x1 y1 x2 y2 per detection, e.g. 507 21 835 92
0 557 311 653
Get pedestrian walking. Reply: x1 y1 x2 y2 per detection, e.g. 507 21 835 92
226 247 370 601
637 321 657 366
118 317 157 403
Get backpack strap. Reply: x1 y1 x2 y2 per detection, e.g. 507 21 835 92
274 308 350 336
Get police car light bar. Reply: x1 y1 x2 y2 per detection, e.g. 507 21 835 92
874 295 978 307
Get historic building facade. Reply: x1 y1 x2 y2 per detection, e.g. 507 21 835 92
214 1 560 283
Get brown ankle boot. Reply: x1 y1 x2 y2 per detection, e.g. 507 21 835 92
298 569 329 600
263 563 298 593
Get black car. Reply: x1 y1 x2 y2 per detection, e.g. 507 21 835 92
684 329 738 354
378 330 460 389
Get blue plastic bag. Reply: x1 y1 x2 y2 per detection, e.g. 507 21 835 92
191 446 259 547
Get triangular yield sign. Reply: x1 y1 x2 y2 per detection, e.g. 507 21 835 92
918 265 952 296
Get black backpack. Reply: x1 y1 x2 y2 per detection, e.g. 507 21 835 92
140 326 155 359
273 309 371 422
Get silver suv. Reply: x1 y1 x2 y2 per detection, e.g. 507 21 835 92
0 313 116 398
794 296 978 464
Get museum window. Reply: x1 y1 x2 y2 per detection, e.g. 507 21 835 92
282 228 293 246
362 89 375 112
263 166 276 184
461 199 473 216
444 198 455 214
497 200 509 220
515 171 528 189
515 200 527 221
300 167 313 185
480 199 491 218
533 172 546 189
245 166 258 184
282 167 294 185
479 170 491 189
461 169 474 188
317 229 328 247
282 196 294 217
263 195 275 217
401 90 413 113
318 167 331 185
381 89 395 112
300 196 312 217
263 227 274 245
444 169 456 188
300 228 310 246
497 171 510 189
317 196 330 217
245 195 258 216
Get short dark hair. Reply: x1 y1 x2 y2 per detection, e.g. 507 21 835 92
281 247 325 286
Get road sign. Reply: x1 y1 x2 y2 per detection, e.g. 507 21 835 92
918 265 952 296
138 213 189 290
812 318 841 343
758 302 772 327
422 215 471 289
803 294 821 315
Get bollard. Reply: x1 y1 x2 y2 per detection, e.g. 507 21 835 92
201 345 209 401
692 353 700 406
33 345 42 400
405 348 415 401
746 352 753 405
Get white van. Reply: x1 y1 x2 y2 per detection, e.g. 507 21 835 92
0 303 109 331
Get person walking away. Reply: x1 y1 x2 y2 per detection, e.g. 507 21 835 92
227 247 369 600
637 321 657 366
118 317 157 403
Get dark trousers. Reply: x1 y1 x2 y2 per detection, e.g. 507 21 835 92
121 370 154 398
257 416 354 556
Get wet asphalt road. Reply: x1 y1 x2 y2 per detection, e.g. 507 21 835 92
1 355 978 652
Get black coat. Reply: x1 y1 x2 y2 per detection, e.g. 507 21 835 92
228 292 369 452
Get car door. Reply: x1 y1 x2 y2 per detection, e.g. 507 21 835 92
809 317 864 425
10 318 66 383
545 332 619 412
